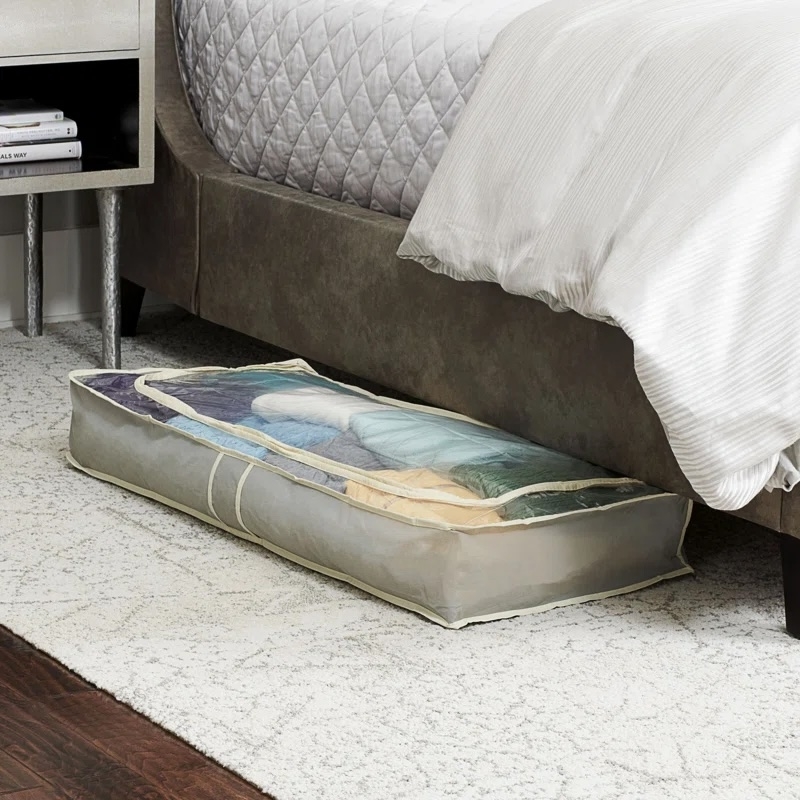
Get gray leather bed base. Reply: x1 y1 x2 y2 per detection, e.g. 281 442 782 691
120 0 800 542
118 0 800 638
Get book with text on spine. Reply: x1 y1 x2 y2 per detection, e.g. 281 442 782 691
0 118 77 144
0 159 83 180
0 99 64 126
0 139 82 163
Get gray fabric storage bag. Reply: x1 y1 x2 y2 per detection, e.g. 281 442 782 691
67 363 692 628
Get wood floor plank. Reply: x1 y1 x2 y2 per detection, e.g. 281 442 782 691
47 693 271 800
0 626 272 800
0 631 92 701
0 789 71 800
0 751 43 794
0 693 169 800
0 629 32 652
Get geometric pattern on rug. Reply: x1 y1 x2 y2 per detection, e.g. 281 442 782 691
1 314 798 800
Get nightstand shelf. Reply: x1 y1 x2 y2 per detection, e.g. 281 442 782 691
0 0 155 367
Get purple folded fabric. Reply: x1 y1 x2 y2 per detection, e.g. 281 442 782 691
80 373 179 423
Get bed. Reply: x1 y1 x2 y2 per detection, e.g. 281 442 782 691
119 0 800 636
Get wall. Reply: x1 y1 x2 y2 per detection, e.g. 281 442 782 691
0 191 164 328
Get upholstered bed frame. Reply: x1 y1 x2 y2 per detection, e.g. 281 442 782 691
121 0 800 635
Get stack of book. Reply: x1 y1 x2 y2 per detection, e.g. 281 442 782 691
0 99 82 178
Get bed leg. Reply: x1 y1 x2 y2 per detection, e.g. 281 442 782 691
781 534 800 638
121 278 145 337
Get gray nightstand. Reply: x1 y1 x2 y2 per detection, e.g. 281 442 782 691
1 0 155 368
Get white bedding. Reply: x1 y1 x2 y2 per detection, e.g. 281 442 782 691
173 0 546 218
398 0 800 511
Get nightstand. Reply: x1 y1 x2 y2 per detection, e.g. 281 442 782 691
0 0 155 368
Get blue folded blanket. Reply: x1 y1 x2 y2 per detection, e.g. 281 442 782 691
236 413 339 449
166 416 346 492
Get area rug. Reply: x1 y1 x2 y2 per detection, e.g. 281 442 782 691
1 314 799 800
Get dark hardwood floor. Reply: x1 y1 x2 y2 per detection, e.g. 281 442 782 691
0 627 272 800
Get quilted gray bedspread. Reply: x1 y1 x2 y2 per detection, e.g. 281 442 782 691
173 0 545 218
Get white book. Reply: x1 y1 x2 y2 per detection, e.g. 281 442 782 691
0 159 83 179
0 118 77 144
0 140 82 164
0 100 64 126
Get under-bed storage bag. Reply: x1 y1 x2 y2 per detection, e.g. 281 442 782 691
68 361 692 628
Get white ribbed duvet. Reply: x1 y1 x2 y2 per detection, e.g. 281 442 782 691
398 0 800 511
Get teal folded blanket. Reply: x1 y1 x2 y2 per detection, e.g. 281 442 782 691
450 462 662 520
350 409 618 480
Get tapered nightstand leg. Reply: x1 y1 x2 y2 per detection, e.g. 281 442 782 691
23 193 43 338
97 187 123 369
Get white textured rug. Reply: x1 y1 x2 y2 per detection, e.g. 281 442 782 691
1 314 799 800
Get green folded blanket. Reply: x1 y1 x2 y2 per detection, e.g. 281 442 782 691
450 463 662 520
